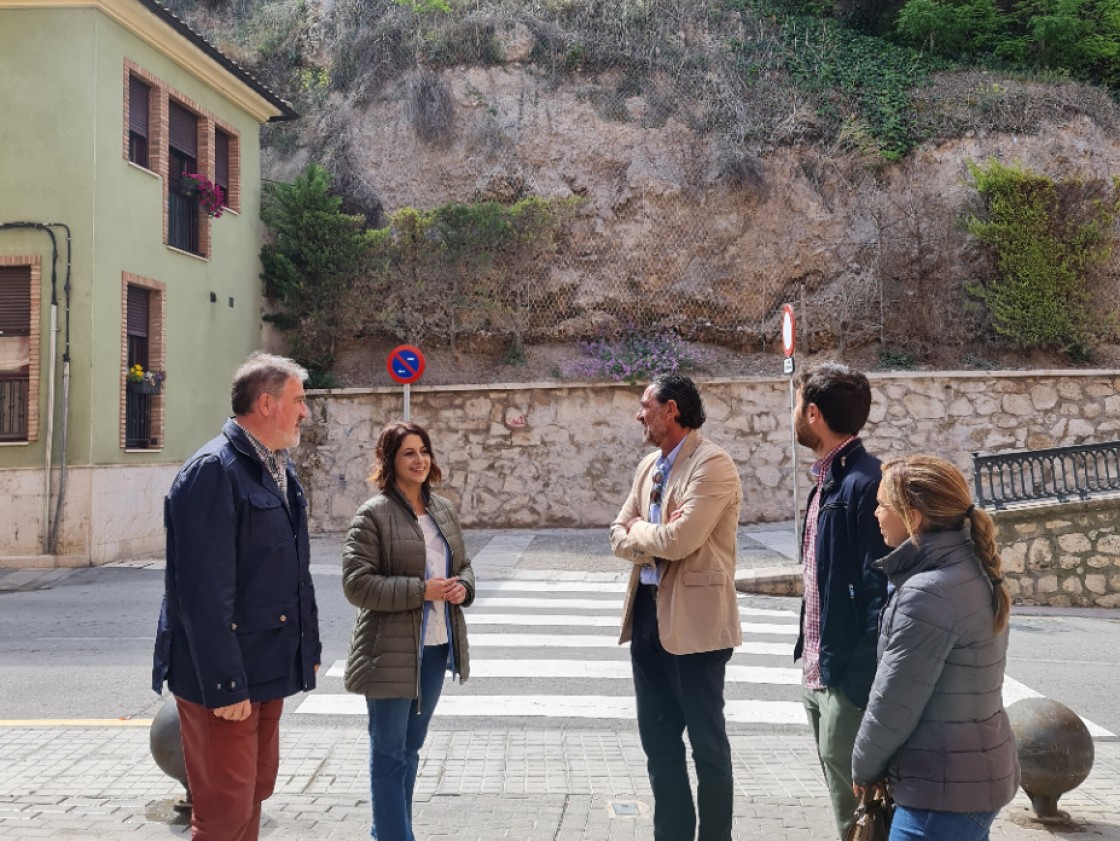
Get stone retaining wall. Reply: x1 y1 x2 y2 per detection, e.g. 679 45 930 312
992 496 1120 608
297 369 1120 534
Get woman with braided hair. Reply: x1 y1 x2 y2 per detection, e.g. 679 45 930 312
851 455 1020 841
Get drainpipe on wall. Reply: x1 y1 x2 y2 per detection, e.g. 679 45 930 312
48 223 72 555
43 303 57 554
0 222 65 556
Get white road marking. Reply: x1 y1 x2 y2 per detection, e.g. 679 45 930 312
479 580 627 594
465 634 793 656
325 659 801 684
1003 675 1114 738
311 656 1109 736
459 614 799 634
303 675 1110 734
295 694 808 724
470 596 793 618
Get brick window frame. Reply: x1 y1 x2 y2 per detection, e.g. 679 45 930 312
120 272 166 451
123 62 165 176
168 99 203 256
0 256 41 443
122 60 243 257
212 123 241 213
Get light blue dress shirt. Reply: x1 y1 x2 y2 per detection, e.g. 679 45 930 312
640 437 686 586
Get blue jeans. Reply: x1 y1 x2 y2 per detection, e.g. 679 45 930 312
366 644 448 841
890 805 1000 841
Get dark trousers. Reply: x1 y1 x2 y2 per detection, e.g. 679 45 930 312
176 696 283 841
630 585 734 841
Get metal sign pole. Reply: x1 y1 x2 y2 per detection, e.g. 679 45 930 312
387 344 425 420
780 305 801 561
789 372 801 560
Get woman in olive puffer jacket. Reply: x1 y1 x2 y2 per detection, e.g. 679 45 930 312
343 421 474 841
852 455 1019 841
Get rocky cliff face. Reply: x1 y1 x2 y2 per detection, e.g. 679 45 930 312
173 0 1120 365
268 47 1120 356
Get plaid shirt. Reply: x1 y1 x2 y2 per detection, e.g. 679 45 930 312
236 422 290 511
801 436 856 689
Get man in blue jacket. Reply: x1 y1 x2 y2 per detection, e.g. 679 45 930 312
152 352 321 841
791 363 889 840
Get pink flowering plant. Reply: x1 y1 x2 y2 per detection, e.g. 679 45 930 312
183 173 225 218
562 323 709 384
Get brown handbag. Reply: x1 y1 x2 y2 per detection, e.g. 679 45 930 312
845 787 894 841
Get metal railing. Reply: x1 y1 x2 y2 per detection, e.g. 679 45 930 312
972 441 1120 509
0 377 28 440
125 387 152 448
168 190 199 254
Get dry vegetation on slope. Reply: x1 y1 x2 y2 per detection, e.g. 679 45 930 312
172 0 1120 382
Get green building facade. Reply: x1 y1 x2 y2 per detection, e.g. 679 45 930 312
0 0 295 563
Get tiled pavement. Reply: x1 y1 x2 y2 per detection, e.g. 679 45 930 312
1 723 1118 839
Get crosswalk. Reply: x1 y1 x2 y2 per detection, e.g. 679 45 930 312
297 578 820 725
295 576 1115 737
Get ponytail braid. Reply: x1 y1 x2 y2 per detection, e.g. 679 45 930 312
967 506 1011 633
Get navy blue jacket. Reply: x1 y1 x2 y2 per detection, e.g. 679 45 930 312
794 439 889 709
152 419 321 707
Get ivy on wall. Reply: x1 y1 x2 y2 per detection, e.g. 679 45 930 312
966 159 1120 360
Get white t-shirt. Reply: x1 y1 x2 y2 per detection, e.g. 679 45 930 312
418 514 449 645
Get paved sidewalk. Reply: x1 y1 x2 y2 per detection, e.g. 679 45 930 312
2 722 1119 839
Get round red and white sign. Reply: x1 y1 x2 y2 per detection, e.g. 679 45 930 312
386 344 426 385
781 305 796 358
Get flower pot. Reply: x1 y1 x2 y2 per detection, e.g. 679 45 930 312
128 380 162 395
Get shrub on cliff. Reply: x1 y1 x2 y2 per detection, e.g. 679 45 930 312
261 163 375 383
365 196 578 357
966 160 1120 360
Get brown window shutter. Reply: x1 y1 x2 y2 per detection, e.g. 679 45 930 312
129 76 149 138
215 130 230 189
168 102 198 158
126 285 150 338
0 266 32 336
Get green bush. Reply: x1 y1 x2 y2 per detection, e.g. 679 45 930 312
965 160 1120 359
896 0 1005 55
260 163 375 375
367 196 578 356
877 349 917 369
894 0 1120 87
776 15 934 160
394 0 451 12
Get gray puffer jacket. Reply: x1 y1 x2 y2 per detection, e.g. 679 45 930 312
342 486 474 703
852 528 1020 813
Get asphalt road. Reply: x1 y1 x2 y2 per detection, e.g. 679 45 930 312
1 540 1118 738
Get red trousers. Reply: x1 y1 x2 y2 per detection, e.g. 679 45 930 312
176 696 284 841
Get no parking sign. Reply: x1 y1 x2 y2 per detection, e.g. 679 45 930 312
386 345 426 420
386 345 426 384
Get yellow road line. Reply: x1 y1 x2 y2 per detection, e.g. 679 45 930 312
0 718 153 727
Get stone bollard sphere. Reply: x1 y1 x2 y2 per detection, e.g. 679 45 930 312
150 698 190 793
1007 697 1094 819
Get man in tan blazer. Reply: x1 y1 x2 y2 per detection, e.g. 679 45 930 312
610 374 743 841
